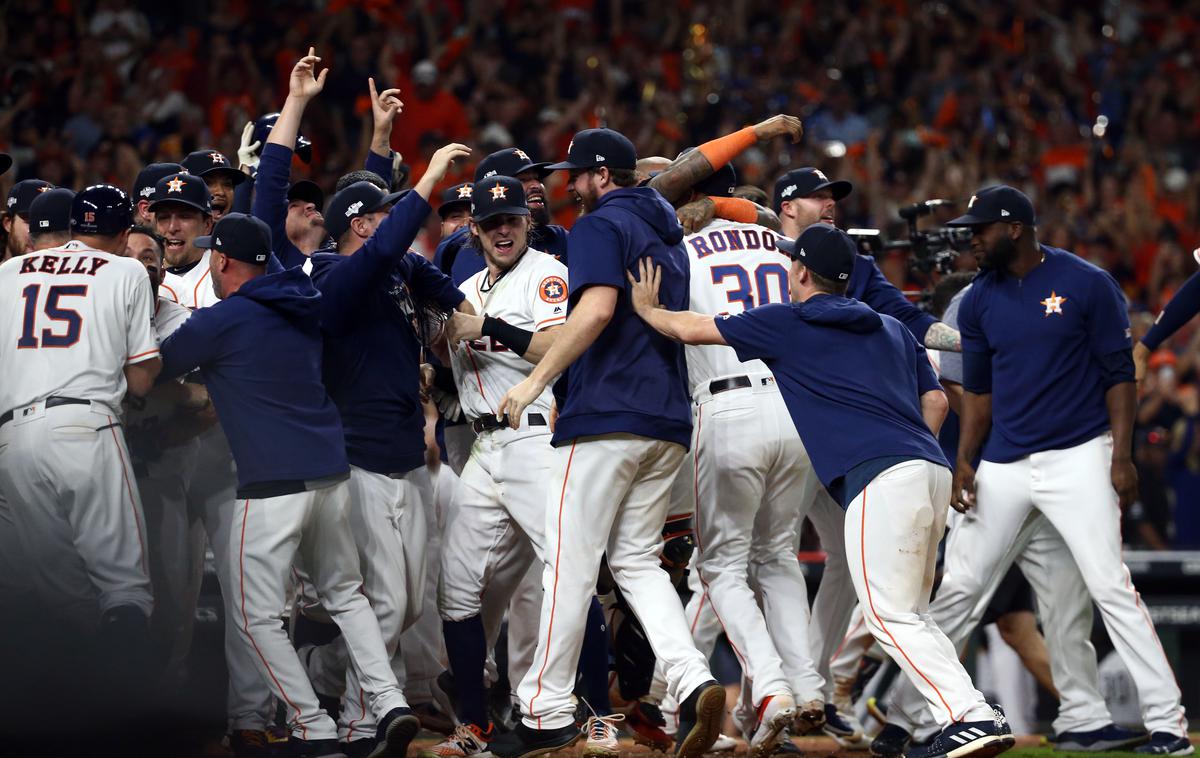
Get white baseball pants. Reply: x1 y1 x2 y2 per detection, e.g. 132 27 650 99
0 401 152 625
692 381 824 706
890 434 1186 736
845 459 993 729
232 480 407 741
886 500 1110 738
518 434 712 730
806 489 859 702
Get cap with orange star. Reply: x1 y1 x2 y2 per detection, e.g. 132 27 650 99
470 175 529 221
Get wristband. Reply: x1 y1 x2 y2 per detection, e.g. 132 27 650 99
482 316 533 357
698 126 756 170
710 196 758 224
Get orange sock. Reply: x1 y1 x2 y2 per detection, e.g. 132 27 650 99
698 126 756 169
711 196 758 224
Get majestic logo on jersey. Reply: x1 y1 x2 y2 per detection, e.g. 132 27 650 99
166 177 186 193
490 183 508 200
539 276 567 303
456 185 473 199
780 184 797 199
514 149 530 161
345 200 363 217
1040 290 1067 316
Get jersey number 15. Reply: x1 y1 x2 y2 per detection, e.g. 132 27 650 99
711 263 788 312
18 284 87 349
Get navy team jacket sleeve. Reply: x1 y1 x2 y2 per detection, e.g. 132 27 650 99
958 284 992 394
364 149 393 186
567 215 625 295
314 191 433 335
252 143 308 270
714 304 790 363
232 174 253 215
158 306 225 382
852 255 938 343
404 251 467 311
1143 270 1200 350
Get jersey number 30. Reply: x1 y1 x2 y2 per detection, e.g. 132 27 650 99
18 284 88 349
711 263 788 311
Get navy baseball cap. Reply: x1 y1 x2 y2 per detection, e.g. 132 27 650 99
195 213 272 265
474 148 552 182
148 173 213 215
438 182 474 218
0 153 11 176
471 176 529 221
181 149 247 186
325 181 405 240
773 168 853 211
777 224 856 282
254 113 313 163
547 128 637 171
7 180 54 217
29 188 76 234
946 185 1037 227
71 184 134 236
133 162 184 202
677 148 736 198
287 180 324 210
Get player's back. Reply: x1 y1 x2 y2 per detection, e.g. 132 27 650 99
0 241 155 413
683 218 789 394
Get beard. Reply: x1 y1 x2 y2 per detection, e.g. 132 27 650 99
982 235 1018 271
529 204 551 226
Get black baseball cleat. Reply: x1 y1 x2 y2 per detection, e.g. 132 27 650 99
872 725 913 758
903 704 1014 758
290 737 348 757
1052 724 1148 752
369 707 421 758
674 680 726 758
484 722 581 758
1134 732 1195 756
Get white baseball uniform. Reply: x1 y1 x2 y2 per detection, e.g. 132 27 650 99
0 242 156 625
169 250 220 309
158 269 187 305
683 218 824 706
441 248 566 624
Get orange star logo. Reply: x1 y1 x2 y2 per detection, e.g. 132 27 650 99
166 177 186 193
457 185 473 199
490 183 508 200
1040 290 1067 316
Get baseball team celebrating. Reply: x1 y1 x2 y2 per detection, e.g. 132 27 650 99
2 46 1198 758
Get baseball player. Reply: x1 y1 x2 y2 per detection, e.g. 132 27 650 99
150 171 219 308
4 179 54 257
156 212 417 758
132 162 183 226
1135 265 1200 380
425 175 569 757
0 184 159 634
675 159 826 755
180 148 248 221
119 224 212 685
627 223 1014 758
439 183 473 238
27 187 75 250
492 128 726 758
936 186 1187 755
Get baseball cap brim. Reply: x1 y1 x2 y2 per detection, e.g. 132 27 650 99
545 159 593 171
0 153 11 176
473 204 531 222
369 190 407 213
777 237 798 257
148 197 211 214
813 179 853 201
193 234 216 249
438 200 472 219
199 166 248 186
945 212 995 227
287 180 325 209
520 161 555 178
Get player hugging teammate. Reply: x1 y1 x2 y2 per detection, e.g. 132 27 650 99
0 42 1192 758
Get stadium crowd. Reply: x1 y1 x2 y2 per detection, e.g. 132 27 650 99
2 0 1199 544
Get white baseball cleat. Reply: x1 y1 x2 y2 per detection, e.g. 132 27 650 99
581 713 624 757
749 694 797 758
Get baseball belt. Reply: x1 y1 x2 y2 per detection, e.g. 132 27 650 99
469 412 547 434
708 374 775 395
0 396 90 427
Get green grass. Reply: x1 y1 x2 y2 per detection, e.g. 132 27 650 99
1005 748 1189 758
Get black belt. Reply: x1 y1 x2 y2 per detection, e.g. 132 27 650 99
470 412 546 434
0 396 90 427
708 375 775 396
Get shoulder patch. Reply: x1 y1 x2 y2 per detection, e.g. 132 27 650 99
539 275 568 303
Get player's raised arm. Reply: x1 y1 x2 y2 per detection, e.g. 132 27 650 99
626 258 726 346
